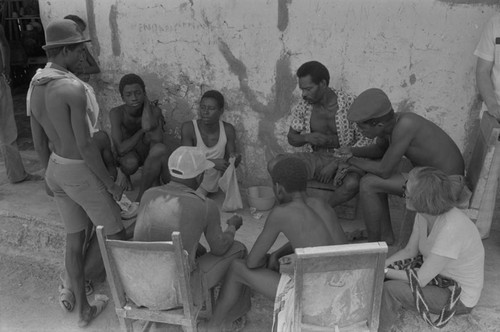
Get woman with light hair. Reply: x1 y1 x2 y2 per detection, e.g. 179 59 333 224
378 167 484 331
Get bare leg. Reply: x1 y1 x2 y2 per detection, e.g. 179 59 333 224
136 143 169 202
118 152 140 191
64 230 93 324
358 173 405 245
205 259 280 330
92 131 117 180
328 172 361 207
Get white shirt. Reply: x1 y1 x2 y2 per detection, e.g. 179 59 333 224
414 208 485 307
474 13 500 105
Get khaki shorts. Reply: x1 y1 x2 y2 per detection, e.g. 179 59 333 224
45 153 123 235
279 152 337 180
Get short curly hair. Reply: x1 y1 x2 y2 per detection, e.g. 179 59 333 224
270 157 308 193
407 167 455 215
296 61 330 86
201 90 225 109
119 74 145 96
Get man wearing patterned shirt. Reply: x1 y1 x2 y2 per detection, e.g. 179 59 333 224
269 61 372 207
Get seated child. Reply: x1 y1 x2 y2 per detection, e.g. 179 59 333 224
201 158 347 331
110 74 171 202
181 90 240 196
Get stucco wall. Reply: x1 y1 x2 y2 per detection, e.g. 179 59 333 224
38 0 498 185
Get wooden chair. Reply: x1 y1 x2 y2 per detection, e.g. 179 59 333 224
284 242 387 332
463 111 500 239
96 226 212 332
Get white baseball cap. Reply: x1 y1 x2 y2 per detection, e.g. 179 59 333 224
168 147 215 179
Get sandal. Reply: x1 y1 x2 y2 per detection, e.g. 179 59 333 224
78 294 109 328
58 284 75 312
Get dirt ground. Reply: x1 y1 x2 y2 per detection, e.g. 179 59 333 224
1 89 500 332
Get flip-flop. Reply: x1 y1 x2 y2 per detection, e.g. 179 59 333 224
58 284 75 312
85 280 94 296
60 272 94 297
78 294 109 328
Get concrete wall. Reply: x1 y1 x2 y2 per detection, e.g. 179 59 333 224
38 0 499 185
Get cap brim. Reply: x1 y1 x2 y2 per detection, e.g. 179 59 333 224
42 38 91 50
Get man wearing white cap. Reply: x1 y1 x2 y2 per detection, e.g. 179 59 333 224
134 146 248 324
29 19 125 327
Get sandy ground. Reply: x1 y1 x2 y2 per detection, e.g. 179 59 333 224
1 89 500 331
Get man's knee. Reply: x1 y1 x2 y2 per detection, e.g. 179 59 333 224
146 143 169 162
342 173 360 193
120 155 140 174
92 131 111 150
228 258 249 278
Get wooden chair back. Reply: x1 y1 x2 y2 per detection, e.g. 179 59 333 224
96 226 201 332
291 242 387 332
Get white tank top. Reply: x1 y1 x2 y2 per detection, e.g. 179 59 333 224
192 120 227 192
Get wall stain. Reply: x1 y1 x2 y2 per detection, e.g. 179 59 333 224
218 39 295 159
409 74 416 85
277 0 291 32
109 5 121 56
397 98 415 113
85 0 100 56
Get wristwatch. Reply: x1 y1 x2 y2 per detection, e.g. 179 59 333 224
384 268 389 276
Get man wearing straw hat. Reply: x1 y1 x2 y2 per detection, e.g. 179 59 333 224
29 19 125 327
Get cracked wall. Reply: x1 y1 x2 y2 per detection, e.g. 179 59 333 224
39 0 497 185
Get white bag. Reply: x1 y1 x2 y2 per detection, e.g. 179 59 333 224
218 157 243 212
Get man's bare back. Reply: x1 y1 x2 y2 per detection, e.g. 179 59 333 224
31 78 86 159
394 112 464 175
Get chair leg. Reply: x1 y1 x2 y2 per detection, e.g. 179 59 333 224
118 316 134 332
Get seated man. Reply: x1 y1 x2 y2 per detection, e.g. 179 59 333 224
201 157 347 331
133 146 248 321
344 88 466 244
181 90 240 196
110 74 171 201
268 61 373 207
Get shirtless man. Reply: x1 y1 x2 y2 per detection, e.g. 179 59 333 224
133 146 248 324
110 74 171 201
268 61 372 207
181 90 240 195
29 19 125 327
202 157 347 331
344 88 465 244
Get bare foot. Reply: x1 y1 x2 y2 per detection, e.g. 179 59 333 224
78 295 108 328
116 169 133 191
16 173 44 183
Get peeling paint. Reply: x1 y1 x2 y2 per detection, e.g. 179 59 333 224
397 99 415 113
277 0 291 32
409 74 416 85
85 0 100 56
109 5 121 56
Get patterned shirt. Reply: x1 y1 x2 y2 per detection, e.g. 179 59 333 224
288 89 373 152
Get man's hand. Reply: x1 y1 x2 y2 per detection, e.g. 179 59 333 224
230 153 242 167
333 147 353 161
266 252 280 272
333 162 351 186
316 160 338 184
226 214 243 231
211 158 230 172
305 132 331 146
107 183 124 201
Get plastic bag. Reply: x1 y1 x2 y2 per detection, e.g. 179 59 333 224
218 157 243 212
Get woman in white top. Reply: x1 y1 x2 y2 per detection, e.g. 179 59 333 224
379 167 484 331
